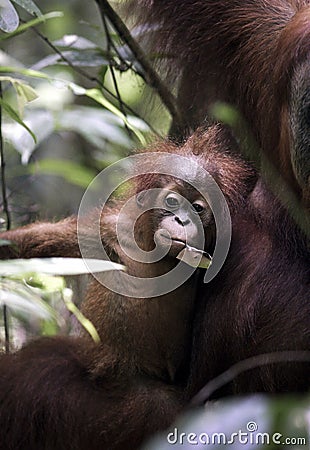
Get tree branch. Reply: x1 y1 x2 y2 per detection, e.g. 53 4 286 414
28 23 160 137
95 0 186 131
0 81 11 353
191 351 310 405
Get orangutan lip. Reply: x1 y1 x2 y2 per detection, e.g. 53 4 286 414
159 233 186 247
159 232 211 259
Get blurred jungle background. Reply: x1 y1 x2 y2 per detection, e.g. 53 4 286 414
0 0 172 346
0 0 168 224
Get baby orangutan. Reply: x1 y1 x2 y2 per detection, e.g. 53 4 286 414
0 126 256 450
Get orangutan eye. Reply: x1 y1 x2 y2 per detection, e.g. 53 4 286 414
165 193 180 210
192 201 205 214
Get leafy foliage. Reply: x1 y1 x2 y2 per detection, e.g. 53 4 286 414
0 257 123 348
0 0 155 346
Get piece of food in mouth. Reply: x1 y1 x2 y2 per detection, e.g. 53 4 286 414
176 245 212 269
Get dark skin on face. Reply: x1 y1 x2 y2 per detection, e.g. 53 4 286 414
135 183 213 257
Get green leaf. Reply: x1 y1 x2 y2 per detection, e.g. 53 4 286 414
0 11 63 41
34 49 109 70
0 66 50 79
57 107 132 149
0 75 38 114
63 292 100 343
70 84 147 145
0 0 19 32
3 109 53 163
26 273 65 291
0 277 57 320
53 34 97 50
0 97 36 142
0 258 125 276
11 0 42 17
14 80 37 102
211 102 240 127
0 289 53 319
14 81 38 113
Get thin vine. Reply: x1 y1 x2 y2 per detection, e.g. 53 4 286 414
0 81 11 353
28 22 161 137
95 0 186 132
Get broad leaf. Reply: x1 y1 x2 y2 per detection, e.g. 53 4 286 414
3 109 53 163
33 49 109 70
0 97 36 142
69 84 148 145
0 65 50 79
53 34 97 50
0 75 37 114
0 0 19 32
0 290 53 319
0 11 63 41
11 0 42 17
0 258 124 276
58 107 132 149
